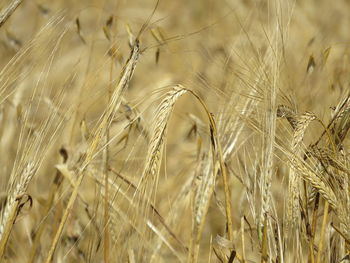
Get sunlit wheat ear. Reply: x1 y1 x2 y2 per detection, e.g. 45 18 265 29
289 156 338 211
292 112 316 148
288 111 316 228
134 86 190 261
327 92 350 241
136 86 187 223
45 40 140 263
329 93 350 241
310 146 349 174
277 105 317 227
289 154 349 254
140 85 187 185
332 93 350 147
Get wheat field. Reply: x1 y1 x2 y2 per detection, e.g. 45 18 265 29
0 0 349 262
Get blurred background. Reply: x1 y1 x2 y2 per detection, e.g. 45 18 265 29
0 0 350 262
